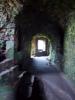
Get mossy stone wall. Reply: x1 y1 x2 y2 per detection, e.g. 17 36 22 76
64 12 75 83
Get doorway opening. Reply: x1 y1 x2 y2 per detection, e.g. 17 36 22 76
37 39 46 52
31 34 52 58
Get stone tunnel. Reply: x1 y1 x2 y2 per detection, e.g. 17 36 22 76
15 2 64 71
0 0 75 100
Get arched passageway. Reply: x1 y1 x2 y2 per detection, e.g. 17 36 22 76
1 0 75 100
15 3 64 72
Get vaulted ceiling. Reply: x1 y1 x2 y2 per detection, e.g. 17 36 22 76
0 0 75 31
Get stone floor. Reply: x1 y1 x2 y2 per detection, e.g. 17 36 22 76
23 56 59 74
0 56 75 100
36 73 75 100
0 85 14 100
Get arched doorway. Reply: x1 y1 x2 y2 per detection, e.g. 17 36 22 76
31 34 51 58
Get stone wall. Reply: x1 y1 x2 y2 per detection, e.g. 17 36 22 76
64 12 75 83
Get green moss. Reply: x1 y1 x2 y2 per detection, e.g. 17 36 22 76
64 12 75 83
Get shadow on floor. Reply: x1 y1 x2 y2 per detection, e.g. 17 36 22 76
15 73 46 100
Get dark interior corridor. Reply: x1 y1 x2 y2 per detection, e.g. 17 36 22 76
0 0 75 100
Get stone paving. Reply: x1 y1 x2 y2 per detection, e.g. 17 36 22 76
36 73 75 100
0 85 14 100
0 57 75 100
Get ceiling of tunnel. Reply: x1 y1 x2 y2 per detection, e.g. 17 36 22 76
0 0 75 31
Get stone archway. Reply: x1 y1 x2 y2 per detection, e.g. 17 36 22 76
30 34 51 57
